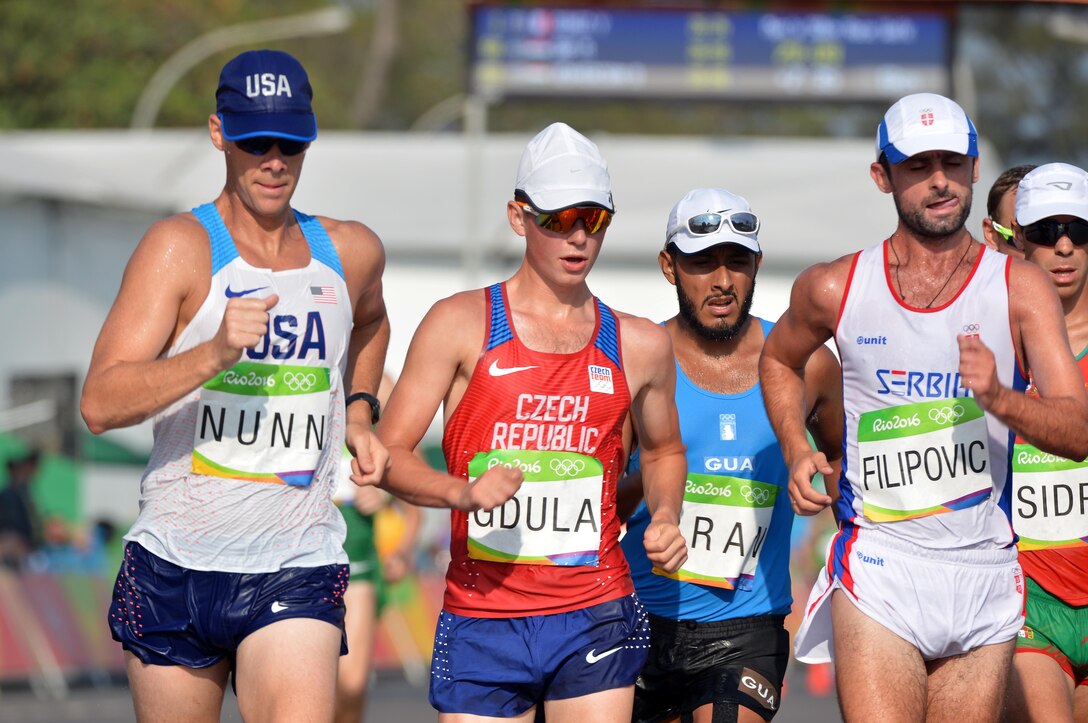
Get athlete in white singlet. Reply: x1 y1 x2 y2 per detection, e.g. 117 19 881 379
760 93 1088 722
81 50 389 722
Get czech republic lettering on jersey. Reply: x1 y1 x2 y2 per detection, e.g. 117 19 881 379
834 243 1019 528
441 283 633 617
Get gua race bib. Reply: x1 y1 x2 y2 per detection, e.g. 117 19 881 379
857 398 992 522
1012 443 1088 550
192 362 331 486
466 449 603 566
654 473 777 591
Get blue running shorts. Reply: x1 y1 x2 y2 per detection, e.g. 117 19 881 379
108 542 350 667
429 593 649 717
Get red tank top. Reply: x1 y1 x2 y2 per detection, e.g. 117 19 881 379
441 283 634 617
1016 351 1088 605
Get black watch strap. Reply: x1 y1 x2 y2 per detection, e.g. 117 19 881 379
345 391 381 424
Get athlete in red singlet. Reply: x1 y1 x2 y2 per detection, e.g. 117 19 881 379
1005 163 1088 723
373 122 687 722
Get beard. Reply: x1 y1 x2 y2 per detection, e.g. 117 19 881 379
893 188 973 239
676 277 756 342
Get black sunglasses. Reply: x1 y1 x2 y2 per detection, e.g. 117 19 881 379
234 137 310 157
1022 218 1088 247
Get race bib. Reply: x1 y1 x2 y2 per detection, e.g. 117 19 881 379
654 473 777 590
1012 443 1088 550
192 362 331 486
466 449 603 566
857 398 992 522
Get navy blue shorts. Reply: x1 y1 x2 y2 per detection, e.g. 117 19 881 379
429 593 649 717
108 542 349 668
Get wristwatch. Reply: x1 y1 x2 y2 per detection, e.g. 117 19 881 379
345 391 381 424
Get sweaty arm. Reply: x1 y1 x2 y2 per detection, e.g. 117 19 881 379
81 216 277 433
334 219 391 485
760 258 849 514
375 293 523 511
622 316 688 573
961 261 1088 461
802 342 845 509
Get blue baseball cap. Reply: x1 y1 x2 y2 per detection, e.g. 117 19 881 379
216 50 317 142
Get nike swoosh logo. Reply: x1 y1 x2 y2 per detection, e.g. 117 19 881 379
585 647 623 664
270 601 289 613
488 360 539 377
225 285 269 298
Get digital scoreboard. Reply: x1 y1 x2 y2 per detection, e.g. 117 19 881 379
470 4 952 101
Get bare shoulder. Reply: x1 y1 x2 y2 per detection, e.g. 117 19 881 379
1006 255 1058 299
614 310 669 350
416 288 488 349
317 216 386 291
782 254 856 329
127 212 210 288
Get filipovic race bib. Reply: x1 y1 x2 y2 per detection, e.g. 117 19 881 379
653 472 778 591
857 398 992 522
192 362 331 486
1012 443 1088 550
466 449 603 566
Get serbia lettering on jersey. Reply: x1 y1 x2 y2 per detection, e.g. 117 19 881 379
834 242 1018 550
1013 349 1088 605
442 283 634 617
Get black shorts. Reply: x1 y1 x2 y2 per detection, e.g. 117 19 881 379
633 613 789 722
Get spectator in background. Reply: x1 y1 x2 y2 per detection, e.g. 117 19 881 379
0 449 43 570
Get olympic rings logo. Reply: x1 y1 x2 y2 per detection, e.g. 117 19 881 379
739 485 771 505
928 405 965 425
549 458 586 478
962 323 980 334
283 371 318 392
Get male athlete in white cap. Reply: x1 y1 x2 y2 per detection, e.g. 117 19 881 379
760 93 1088 721
375 122 688 721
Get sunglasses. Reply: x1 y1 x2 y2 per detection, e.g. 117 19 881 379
1022 218 1088 247
519 203 613 234
234 137 310 157
990 219 1014 243
668 210 760 242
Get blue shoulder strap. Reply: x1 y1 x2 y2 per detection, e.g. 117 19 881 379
294 210 344 280
191 203 237 275
486 283 512 351
594 299 621 367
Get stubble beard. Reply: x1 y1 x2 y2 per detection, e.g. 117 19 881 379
893 189 973 240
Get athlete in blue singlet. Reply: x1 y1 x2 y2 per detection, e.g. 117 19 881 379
620 188 843 722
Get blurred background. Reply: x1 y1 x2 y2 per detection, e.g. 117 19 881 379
1 1 1086 720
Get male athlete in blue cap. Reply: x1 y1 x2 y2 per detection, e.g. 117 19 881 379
82 49 390 721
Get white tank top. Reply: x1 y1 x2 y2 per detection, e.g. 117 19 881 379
125 204 353 572
834 241 1019 549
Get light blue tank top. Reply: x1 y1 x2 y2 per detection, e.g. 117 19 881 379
621 318 794 621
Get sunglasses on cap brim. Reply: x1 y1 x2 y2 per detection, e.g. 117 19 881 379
519 203 613 234
1022 218 1088 247
667 210 760 243
233 136 310 157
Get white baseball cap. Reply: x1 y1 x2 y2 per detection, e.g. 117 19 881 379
876 93 978 164
1016 162 1088 226
665 188 760 255
515 122 614 213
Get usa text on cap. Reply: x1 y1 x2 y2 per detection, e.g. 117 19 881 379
216 49 317 142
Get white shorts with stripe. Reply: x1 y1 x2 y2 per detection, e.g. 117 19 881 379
794 523 1025 663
